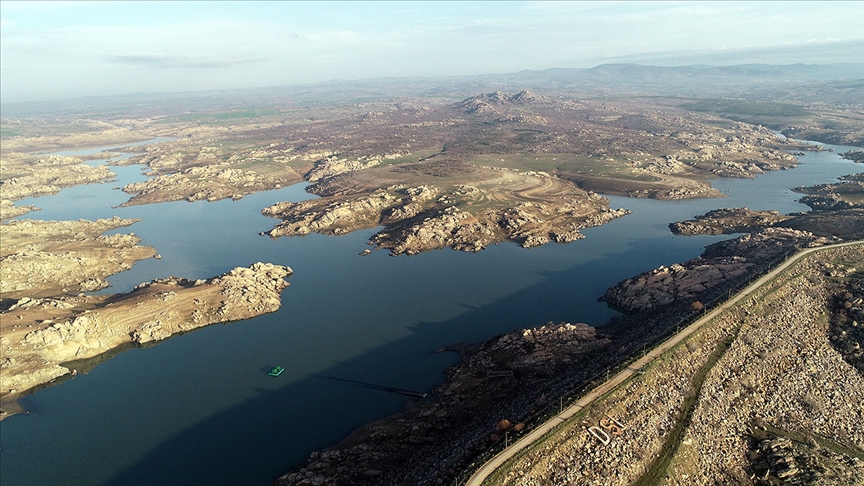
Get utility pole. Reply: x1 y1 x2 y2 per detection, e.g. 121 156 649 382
505 431 509 448
606 367 610 382
642 342 646 357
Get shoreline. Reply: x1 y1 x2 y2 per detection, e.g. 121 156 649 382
0 262 293 421
273 228 846 485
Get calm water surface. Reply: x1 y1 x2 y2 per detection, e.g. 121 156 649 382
1 141 861 485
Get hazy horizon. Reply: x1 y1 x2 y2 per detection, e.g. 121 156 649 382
1 1 862 104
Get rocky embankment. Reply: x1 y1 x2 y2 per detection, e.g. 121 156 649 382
271 236 860 486
263 182 628 255
669 207 792 235
668 247 864 485
495 244 864 486
274 322 613 486
0 217 158 299
604 228 834 312
0 262 292 416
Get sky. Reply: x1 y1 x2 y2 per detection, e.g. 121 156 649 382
1 1 862 103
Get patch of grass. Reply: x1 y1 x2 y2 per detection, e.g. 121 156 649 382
0 128 21 137
632 329 741 486
683 99 808 117
376 148 443 168
469 153 655 182
161 109 283 124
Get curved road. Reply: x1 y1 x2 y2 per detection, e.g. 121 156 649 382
466 240 863 486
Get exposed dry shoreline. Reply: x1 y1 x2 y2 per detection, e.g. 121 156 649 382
0 262 292 420
0 217 158 299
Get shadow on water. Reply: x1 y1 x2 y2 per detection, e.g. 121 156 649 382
89 236 708 486
318 376 429 398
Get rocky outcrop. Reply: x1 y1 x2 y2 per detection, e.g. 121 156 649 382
701 227 834 260
263 186 408 237
670 207 792 235
840 150 864 163
0 155 115 200
799 193 864 211
121 165 301 206
604 257 753 312
749 435 864 484
306 155 393 182
263 179 629 256
0 217 158 299
371 198 628 255
454 90 552 115
0 262 292 404
793 176 864 212
0 199 38 221
606 228 833 312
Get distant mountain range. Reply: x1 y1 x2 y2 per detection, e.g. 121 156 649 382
2 63 861 119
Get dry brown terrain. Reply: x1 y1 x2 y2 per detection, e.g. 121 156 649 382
488 245 864 486
3 91 809 215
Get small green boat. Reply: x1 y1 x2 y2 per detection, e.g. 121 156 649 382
268 366 285 377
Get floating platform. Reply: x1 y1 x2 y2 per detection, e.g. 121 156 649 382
268 366 285 377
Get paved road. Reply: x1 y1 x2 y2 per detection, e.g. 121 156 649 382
465 240 863 486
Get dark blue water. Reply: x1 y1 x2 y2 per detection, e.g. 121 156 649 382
1 141 861 486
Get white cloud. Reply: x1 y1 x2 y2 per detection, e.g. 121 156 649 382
106 53 265 69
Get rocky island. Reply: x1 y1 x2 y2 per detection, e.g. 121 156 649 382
262 174 629 255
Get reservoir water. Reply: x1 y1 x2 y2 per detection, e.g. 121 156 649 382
1 142 861 485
